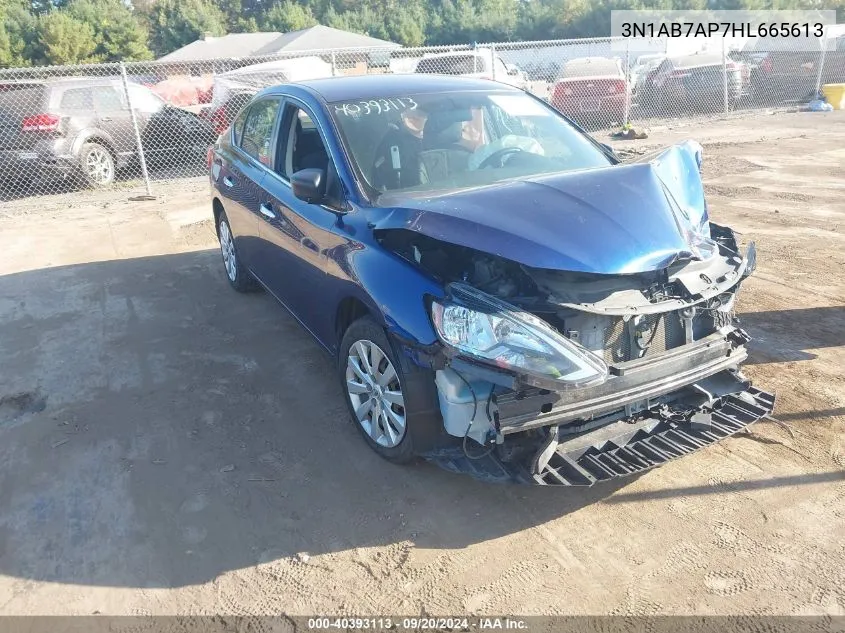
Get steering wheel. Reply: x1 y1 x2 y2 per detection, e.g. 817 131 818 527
477 146 526 169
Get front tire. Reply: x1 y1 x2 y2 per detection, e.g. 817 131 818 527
216 210 259 292
339 316 444 464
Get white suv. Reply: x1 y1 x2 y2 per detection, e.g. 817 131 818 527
414 49 527 89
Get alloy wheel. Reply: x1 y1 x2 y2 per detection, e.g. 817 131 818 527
218 219 237 282
85 147 114 184
345 339 406 448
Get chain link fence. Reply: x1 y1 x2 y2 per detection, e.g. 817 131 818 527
1 34 843 207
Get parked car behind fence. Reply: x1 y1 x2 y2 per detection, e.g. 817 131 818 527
0 77 216 189
637 53 751 115
1 35 842 205
733 31 845 104
550 57 629 127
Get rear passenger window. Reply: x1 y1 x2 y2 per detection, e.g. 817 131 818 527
60 88 93 109
232 106 249 146
93 86 124 111
240 99 281 167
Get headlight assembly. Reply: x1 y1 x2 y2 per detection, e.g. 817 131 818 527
431 283 608 387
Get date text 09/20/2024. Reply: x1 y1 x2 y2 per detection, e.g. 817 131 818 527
306 617 528 630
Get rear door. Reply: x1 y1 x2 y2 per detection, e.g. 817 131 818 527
125 84 172 156
217 96 283 273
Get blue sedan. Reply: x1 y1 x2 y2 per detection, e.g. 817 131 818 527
208 75 773 486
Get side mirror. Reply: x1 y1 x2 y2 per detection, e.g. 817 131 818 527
292 168 326 204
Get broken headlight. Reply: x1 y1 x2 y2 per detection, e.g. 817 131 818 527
430 283 608 387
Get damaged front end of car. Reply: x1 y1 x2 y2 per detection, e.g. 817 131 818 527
376 140 774 486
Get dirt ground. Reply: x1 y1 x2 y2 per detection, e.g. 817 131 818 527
0 110 843 618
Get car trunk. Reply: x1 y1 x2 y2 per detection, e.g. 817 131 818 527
553 76 626 114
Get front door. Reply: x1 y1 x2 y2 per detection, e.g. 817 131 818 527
254 101 343 346
92 84 137 160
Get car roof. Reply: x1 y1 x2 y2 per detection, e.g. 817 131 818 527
634 54 665 64
419 49 492 59
669 53 724 68
1 77 123 89
268 74 521 102
561 57 623 78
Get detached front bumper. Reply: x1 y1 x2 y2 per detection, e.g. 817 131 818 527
426 383 775 486
425 326 775 486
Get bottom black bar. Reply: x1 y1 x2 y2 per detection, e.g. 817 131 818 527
0 615 841 633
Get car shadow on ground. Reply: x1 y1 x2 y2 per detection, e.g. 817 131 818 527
0 251 840 590
0 249 639 590
739 306 845 365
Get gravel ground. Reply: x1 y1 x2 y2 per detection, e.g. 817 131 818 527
0 110 843 618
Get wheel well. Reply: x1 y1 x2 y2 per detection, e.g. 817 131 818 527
336 297 371 341
212 198 224 234
82 136 117 158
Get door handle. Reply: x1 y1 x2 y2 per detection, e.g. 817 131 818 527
223 176 234 188
259 203 276 219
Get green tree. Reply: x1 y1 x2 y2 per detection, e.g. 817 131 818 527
262 1 318 32
515 0 557 41
37 10 98 63
385 2 427 46
0 0 38 67
0 25 13 67
146 0 227 57
324 3 389 39
66 0 152 61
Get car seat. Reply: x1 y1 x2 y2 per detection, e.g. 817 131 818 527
371 122 424 191
293 119 329 173
418 110 472 184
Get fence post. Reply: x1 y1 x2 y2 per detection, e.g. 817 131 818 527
721 36 729 115
119 61 152 198
814 40 828 96
490 44 497 81
623 38 631 125
331 51 337 77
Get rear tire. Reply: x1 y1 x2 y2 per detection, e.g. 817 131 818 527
79 142 115 188
338 315 444 464
216 210 259 292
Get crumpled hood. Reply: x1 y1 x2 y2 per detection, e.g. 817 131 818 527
373 141 712 275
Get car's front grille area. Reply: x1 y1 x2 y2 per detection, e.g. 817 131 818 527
602 311 688 364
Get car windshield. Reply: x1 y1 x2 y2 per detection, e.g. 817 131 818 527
330 90 612 197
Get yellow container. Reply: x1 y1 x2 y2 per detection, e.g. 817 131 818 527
822 83 845 110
